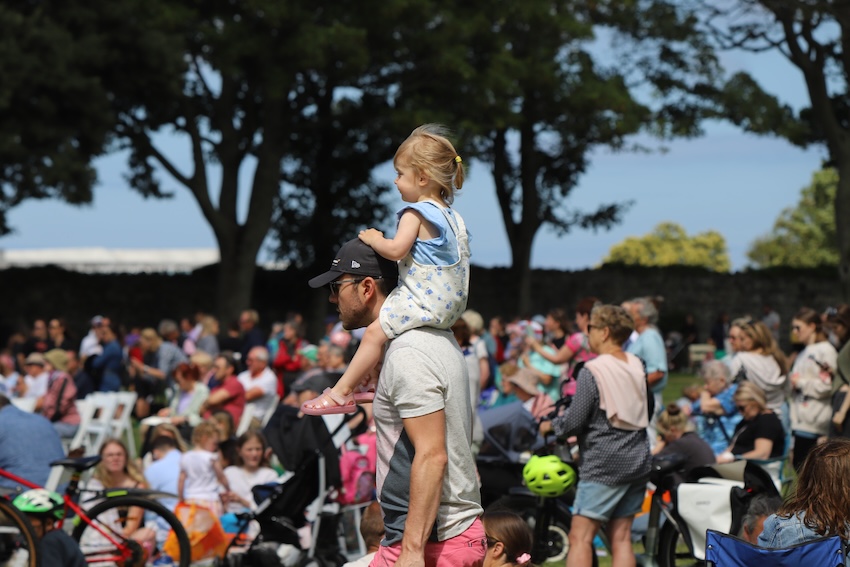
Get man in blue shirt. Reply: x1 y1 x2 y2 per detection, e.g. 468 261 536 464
626 297 668 448
0 395 64 490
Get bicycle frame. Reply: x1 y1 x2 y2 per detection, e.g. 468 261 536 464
0 466 136 564
637 485 679 567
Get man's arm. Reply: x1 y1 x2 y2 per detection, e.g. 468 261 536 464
244 387 265 402
397 409 447 567
647 370 665 387
203 387 233 409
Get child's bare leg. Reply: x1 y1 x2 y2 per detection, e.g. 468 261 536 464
302 320 387 413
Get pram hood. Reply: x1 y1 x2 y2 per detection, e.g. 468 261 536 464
264 405 342 489
477 401 545 464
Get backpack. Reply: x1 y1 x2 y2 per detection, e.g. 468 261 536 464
338 434 376 505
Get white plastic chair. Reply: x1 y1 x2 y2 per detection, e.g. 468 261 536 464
71 393 118 456
236 394 279 435
66 398 94 452
235 404 256 436
110 391 138 458
261 394 280 427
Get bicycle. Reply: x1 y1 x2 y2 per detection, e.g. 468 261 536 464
0 493 39 567
0 455 191 567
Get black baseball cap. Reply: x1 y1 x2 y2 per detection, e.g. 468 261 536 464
308 238 398 289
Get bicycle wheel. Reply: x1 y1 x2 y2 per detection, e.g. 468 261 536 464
71 496 191 567
657 520 701 567
0 497 38 567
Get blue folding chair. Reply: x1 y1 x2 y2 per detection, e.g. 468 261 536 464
705 529 846 567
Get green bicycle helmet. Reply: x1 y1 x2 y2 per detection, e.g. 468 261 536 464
523 455 576 497
13 489 64 519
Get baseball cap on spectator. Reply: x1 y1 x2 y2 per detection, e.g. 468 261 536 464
298 344 319 364
24 353 46 367
291 372 336 394
507 368 540 396
308 238 398 289
91 315 104 326
43 349 69 372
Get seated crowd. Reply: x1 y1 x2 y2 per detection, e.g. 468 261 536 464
1 300 850 562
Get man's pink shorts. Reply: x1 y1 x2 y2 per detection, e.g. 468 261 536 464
370 518 486 567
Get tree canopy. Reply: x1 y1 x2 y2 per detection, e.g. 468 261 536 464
2 0 736 321
603 222 731 272
391 0 726 313
700 0 850 298
1 0 406 324
748 168 838 268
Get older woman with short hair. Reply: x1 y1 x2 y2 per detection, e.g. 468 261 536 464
692 360 742 455
539 304 650 567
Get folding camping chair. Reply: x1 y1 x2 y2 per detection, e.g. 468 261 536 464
705 529 845 567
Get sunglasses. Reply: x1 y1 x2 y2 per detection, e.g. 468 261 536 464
328 278 366 295
328 276 382 296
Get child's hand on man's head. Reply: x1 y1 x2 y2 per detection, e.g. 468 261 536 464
358 228 383 247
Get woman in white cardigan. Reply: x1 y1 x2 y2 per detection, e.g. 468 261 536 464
789 307 838 471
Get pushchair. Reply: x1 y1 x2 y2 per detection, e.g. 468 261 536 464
215 405 366 567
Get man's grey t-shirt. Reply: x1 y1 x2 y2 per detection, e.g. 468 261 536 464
373 327 482 545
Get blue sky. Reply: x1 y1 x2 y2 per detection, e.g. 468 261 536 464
1 46 825 272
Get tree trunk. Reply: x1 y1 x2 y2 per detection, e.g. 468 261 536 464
837 161 850 301
511 230 536 317
215 235 263 327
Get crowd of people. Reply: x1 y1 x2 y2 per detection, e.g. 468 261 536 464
2 293 850 563
3 123 850 567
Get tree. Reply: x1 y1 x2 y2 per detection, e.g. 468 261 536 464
748 168 838 268
701 1 850 298
2 0 729 321
0 0 407 324
391 0 724 314
0 2 134 235
602 222 730 271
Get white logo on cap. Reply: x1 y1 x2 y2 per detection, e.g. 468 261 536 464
351 261 361 269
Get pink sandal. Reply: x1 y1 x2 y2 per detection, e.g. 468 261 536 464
301 388 357 416
353 382 376 403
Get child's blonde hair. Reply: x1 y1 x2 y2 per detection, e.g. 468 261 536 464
394 124 464 205
192 420 220 447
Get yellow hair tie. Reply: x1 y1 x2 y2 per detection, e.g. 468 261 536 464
454 155 462 164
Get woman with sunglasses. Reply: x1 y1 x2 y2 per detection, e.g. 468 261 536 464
717 381 785 466
788 307 837 470
539 304 651 567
